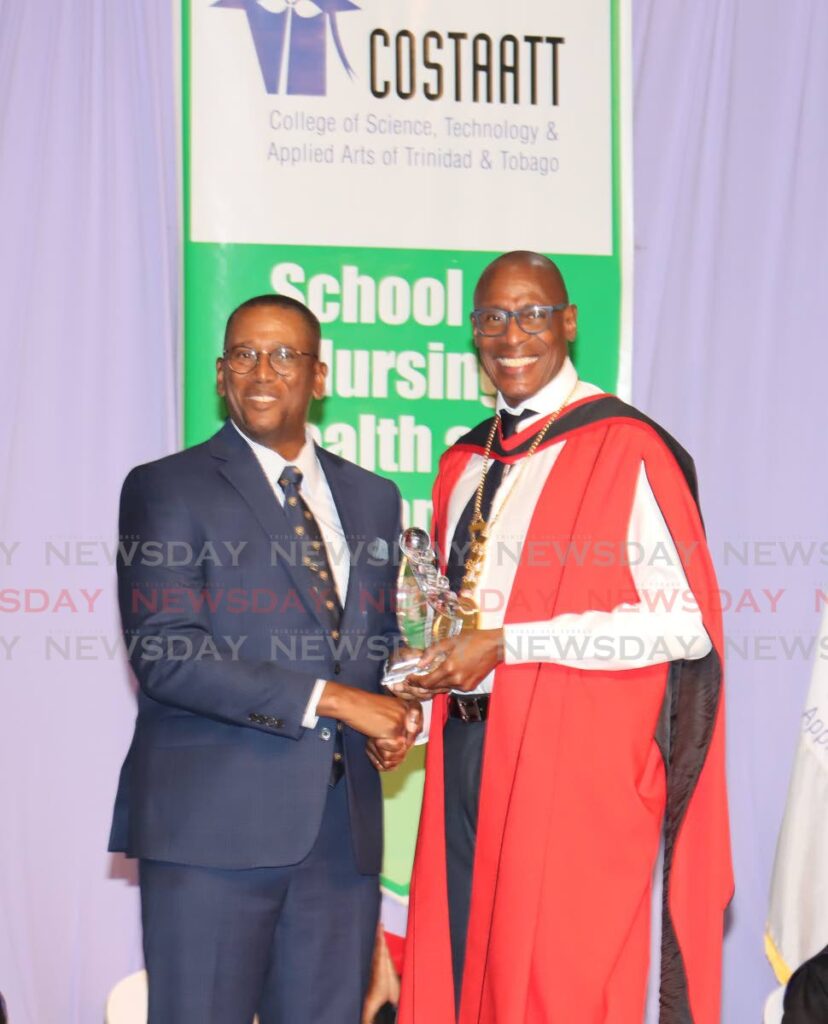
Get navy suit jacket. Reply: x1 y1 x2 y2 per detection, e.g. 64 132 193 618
109 421 401 873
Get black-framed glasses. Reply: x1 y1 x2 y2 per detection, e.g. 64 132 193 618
471 303 568 337
222 345 317 375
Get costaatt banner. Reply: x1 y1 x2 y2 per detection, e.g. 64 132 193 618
181 0 631 948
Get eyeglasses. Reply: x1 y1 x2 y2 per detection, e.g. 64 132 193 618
222 345 317 375
471 303 568 337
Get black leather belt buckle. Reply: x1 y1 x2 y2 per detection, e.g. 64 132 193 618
447 693 490 723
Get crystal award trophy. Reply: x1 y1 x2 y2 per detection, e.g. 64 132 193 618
382 527 464 687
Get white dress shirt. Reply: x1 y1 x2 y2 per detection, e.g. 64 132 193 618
232 422 345 725
445 357 711 695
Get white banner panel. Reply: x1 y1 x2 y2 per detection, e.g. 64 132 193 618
191 0 613 253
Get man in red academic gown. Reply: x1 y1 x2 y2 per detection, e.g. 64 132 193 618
395 252 733 1023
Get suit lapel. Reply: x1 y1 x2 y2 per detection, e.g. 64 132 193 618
208 422 332 634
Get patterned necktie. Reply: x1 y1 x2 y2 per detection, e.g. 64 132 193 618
446 408 537 594
278 465 346 787
277 465 343 635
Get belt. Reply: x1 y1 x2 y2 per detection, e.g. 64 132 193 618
447 692 490 723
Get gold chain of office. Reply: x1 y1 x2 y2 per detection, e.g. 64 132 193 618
453 384 579 631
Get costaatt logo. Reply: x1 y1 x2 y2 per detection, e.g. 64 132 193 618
213 0 359 97
214 1 566 107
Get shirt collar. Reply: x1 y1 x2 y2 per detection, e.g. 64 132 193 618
231 421 322 497
495 356 579 417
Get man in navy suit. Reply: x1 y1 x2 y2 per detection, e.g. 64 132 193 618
109 294 419 1024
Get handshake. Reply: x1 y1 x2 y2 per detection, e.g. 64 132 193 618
314 673 424 773
318 527 506 772
362 623 505 773
365 680 424 773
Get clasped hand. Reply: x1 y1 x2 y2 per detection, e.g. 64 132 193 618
364 695 423 773
387 628 505 701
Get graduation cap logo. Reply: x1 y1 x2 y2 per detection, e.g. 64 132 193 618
214 0 359 96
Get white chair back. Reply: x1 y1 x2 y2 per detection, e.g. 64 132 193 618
763 984 785 1024
105 971 147 1024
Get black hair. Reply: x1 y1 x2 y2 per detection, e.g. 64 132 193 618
224 294 322 353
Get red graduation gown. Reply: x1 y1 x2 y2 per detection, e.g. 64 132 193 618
399 397 732 1024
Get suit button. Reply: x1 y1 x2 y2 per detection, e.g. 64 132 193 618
320 727 332 741
336 722 343 733
333 661 342 675
333 752 343 762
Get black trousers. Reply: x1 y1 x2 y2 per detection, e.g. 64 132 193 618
443 716 487 1013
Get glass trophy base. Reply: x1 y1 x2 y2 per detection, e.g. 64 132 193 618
381 652 446 688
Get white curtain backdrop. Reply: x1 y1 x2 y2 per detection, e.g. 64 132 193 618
1 1 827 1021
633 1 828 1020
0 3 178 1022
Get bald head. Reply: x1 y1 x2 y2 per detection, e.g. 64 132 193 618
470 250 577 406
474 251 568 307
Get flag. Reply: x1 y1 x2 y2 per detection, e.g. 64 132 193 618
765 606 828 982
381 885 407 975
